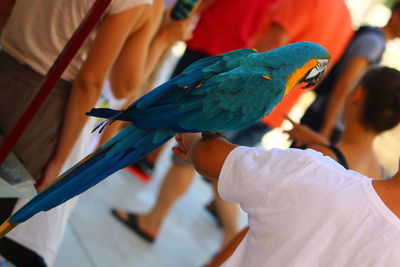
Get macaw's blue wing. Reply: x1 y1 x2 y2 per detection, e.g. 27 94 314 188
178 49 254 74
87 48 257 125
88 69 285 134
130 70 285 132
132 50 257 111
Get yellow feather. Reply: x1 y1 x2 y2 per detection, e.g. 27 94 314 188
285 59 317 94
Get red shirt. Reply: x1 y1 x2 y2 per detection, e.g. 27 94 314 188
187 0 279 55
253 0 354 128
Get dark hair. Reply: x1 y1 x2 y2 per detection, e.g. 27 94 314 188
391 2 400 13
359 66 400 133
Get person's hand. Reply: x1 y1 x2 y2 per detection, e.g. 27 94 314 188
318 126 332 140
172 133 201 164
159 8 198 44
35 159 64 192
283 114 329 148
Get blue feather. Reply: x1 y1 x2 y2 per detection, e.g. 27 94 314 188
86 108 120 119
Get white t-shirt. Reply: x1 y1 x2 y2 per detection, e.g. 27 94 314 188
1 0 152 81
219 147 400 267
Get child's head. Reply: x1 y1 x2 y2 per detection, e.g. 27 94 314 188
358 66 400 133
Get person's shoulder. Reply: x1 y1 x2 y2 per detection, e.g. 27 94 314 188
307 144 336 159
345 28 385 60
353 27 385 45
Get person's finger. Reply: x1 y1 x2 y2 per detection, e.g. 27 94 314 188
283 129 295 138
171 146 184 160
283 130 292 138
171 146 182 155
172 146 190 163
175 133 183 143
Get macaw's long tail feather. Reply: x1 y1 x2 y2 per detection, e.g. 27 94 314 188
87 107 131 134
0 219 18 237
0 125 174 236
86 108 121 120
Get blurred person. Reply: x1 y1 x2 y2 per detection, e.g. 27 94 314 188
287 66 400 178
113 0 353 258
0 0 151 205
112 0 280 255
0 1 154 265
224 0 354 147
128 0 281 178
0 0 194 265
171 129 400 266
300 2 400 142
93 3 196 149
206 65 400 266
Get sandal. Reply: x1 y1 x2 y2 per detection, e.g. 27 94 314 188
111 209 156 243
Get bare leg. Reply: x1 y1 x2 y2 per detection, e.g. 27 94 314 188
115 161 196 236
145 145 164 164
211 180 239 248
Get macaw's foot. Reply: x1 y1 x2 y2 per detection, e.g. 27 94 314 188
111 209 157 243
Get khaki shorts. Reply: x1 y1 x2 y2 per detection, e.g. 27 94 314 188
0 51 72 180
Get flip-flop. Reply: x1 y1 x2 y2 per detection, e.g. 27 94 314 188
111 209 156 243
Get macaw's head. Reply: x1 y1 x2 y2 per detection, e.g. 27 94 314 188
268 41 330 94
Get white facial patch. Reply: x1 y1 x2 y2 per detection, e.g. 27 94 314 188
306 59 329 79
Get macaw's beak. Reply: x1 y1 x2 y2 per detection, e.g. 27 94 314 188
302 69 325 89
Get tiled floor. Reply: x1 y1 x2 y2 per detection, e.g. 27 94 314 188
53 141 247 267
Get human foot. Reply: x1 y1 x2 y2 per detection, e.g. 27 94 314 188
111 209 157 243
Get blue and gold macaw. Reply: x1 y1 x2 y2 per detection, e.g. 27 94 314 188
0 41 329 236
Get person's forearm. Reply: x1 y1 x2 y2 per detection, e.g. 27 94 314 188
320 56 369 138
142 7 195 85
191 137 237 180
206 226 249 267
141 32 174 86
319 83 348 138
194 0 215 14
52 81 102 165
109 2 164 99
